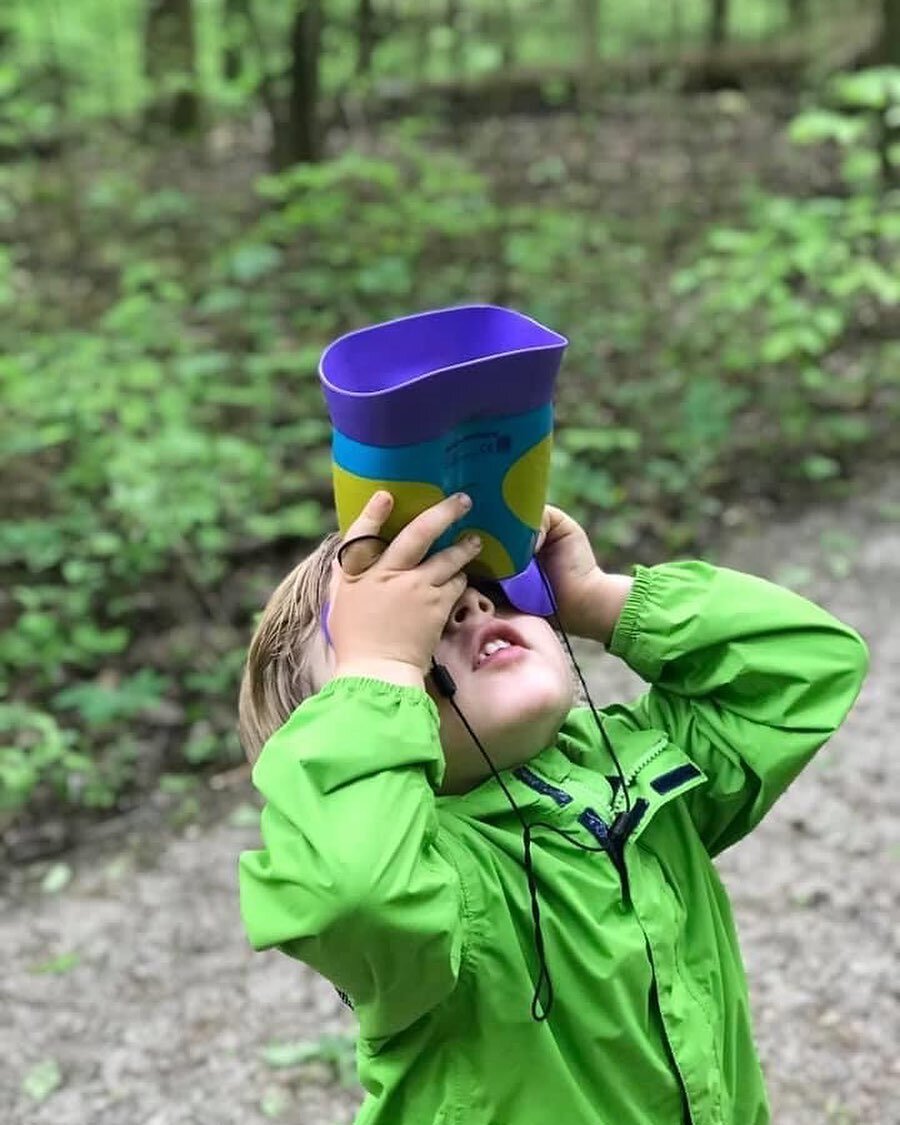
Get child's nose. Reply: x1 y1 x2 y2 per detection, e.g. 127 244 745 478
448 586 494 629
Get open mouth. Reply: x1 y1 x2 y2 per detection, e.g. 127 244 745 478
472 624 528 671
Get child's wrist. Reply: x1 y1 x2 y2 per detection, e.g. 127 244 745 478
578 570 634 647
332 658 426 691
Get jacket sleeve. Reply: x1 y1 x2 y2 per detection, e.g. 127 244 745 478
238 676 465 1040
607 561 869 856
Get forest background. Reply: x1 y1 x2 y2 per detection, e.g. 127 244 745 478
1 0 898 930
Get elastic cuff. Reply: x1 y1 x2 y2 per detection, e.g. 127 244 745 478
608 564 657 667
318 674 438 719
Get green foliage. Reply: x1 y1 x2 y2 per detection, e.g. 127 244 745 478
789 109 868 148
791 68 900 189
21 1058 63 1103
53 670 170 726
1 54 898 827
832 68 900 112
250 143 501 321
0 136 502 818
670 185 898 483
29 951 81 974
262 1033 358 1088
41 861 74 893
0 0 849 151
0 704 85 812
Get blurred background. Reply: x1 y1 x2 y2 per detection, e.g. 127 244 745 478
2 3 899 1122
1 0 898 883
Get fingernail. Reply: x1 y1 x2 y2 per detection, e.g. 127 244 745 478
467 534 481 548
457 493 472 510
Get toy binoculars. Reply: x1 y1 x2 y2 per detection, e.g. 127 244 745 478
319 305 568 615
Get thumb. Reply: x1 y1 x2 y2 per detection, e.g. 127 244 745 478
536 505 573 554
534 506 553 554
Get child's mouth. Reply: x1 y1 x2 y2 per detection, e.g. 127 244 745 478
471 622 529 670
475 641 526 670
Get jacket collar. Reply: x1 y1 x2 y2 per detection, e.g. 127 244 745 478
436 742 574 821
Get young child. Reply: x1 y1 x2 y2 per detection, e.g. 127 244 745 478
238 489 868 1125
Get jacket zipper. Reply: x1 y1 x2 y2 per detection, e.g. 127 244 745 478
519 763 695 1120
611 738 668 814
607 833 631 902
577 804 647 903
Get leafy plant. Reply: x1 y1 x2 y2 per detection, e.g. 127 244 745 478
669 185 898 484
790 67 900 190
262 1033 358 1089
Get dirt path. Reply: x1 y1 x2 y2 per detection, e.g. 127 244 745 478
2 476 898 1125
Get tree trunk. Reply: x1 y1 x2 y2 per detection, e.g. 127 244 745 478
575 0 600 107
881 0 900 64
446 0 465 76
787 0 810 29
279 0 323 166
881 0 900 189
143 0 200 133
497 0 516 70
357 0 376 76
222 0 245 81
708 0 729 49
413 9 432 83
669 0 684 46
0 9 13 54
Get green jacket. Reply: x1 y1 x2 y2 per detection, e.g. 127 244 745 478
239 562 868 1125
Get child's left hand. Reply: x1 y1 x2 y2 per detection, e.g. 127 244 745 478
535 505 632 643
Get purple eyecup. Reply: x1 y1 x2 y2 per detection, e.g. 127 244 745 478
319 304 567 448
500 559 557 617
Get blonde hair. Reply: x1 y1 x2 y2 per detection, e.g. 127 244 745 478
238 532 341 763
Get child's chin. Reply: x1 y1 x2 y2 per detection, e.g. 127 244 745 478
481 664 571 709
481 684 571 742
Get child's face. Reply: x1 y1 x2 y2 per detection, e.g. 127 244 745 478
312 582 574 794
428 583 574 792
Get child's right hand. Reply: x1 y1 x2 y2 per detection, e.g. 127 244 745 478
328 491 481 688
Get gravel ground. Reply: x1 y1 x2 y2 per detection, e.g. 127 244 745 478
2 476 898 1125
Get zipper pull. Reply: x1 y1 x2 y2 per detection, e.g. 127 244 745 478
611 799 648 844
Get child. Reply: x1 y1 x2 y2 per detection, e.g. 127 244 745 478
238 489 868 1125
